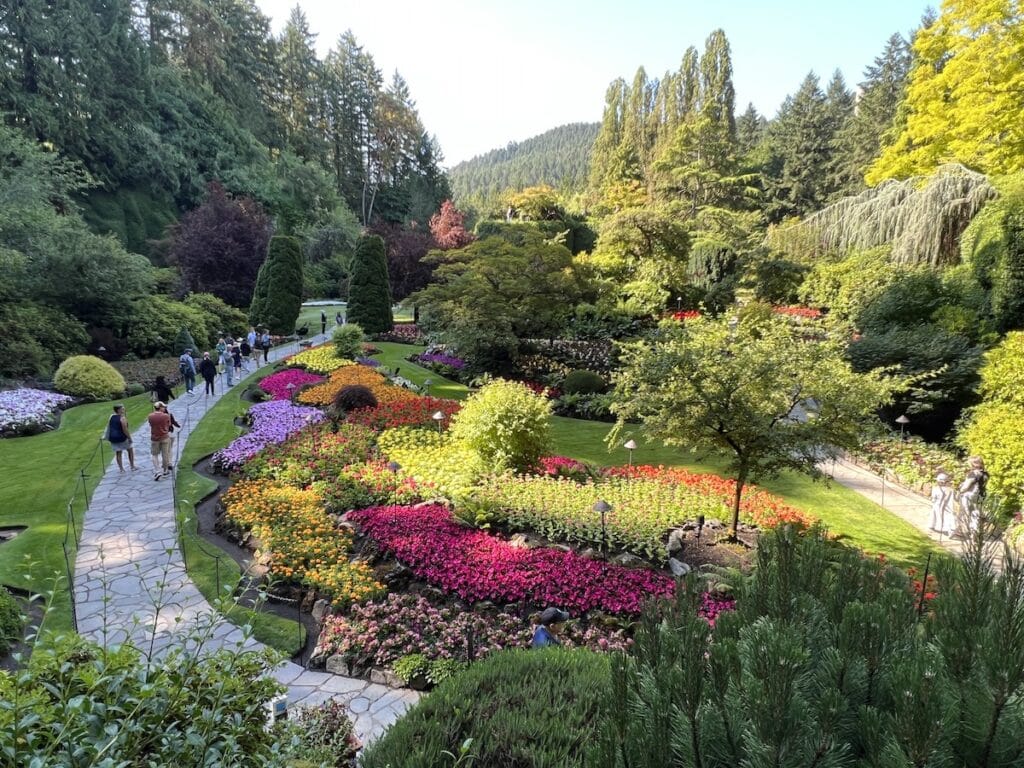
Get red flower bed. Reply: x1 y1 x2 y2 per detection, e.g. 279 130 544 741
669 310 701 322
772 305 823 319
604 465 816 529
346 397 461 431
347 504 675 615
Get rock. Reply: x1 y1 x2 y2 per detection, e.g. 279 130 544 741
300 590 316 613
612 552 647 568
666 529 688 555
382 563 410 586
509 533 533 549
553 544 573 553
311 599 331 623
579 547 601 560
325 655 351 676
421 587 446 602
668 558 691 577
370 668 405 688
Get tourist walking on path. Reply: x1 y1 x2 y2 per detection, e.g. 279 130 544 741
151 375 174 404
260 330 271 363
215 336 227 366
335 311 343 326
105 404 137 472
147 401 176 480
321 310 327 335
199 352 217 396
178 349 196 394
930 472 954 535
240 337 252 371
958 456 989 535
231 341 243 380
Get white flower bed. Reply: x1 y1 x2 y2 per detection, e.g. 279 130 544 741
0 388 74 436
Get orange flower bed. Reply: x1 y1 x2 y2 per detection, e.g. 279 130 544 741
296 365 420 408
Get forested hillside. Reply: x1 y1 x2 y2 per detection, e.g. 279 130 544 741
450 122 598 212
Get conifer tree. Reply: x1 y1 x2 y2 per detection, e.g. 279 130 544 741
346 234 393 334
248 235 304 334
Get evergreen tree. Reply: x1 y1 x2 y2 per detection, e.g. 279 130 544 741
346 234 393 333
699 29 736 141
822 70 855 200
735 102 766 158
248 235 304 334
276 6 322 161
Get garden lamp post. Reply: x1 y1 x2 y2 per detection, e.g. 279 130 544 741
696 514 706 546
624 439 637 467
286 381 296 401
676 296 682 311
387 460 401 505
896 414 910 440
423 378 432 396
432 410 445 434
593 499 612 554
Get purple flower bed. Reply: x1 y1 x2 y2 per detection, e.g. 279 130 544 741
0 388 75 436
258 369 325 400
356 356 382 368
415 353 465 370
212 400 325 472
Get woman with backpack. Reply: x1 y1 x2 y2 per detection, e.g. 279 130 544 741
105 404 138 472
178 349 196 394
958 456 989 535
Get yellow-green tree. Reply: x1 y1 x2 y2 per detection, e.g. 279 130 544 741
868 0 1024 183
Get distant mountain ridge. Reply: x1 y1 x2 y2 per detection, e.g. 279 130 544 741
450 122 599 207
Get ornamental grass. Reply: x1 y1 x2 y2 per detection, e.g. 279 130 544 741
221 479 382 606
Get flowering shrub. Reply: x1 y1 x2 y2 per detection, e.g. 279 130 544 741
414 353 466 370
0 388 74 436
523 339 614 373
852 435 961 489
377 427 486 498
316 594 634 671
221 479 382 606
374 324 424 344
537 455 592 482
347 504 675 614
211 401 325 473
347 397 461 432
258 369 325 401
297 365 419 408
518 380 561 399
289 345 355 374
237 422 377 486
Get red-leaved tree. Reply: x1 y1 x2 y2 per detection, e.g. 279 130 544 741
169 182 272 307
428 199 474 250
370 221 437 301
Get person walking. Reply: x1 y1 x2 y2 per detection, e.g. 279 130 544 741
199 352 218 396
930 472 954 535
105 404 138 472
147 401 177 480
321 310 327 335
178 349 196 394
240 337 252 371
335 311 343 326
215 336 228 366
260 329 271 363
231 341 243 380
958 456 989 535
151 375 175 404
531 607 569 648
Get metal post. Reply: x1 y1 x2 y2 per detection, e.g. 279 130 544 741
916 552 933 618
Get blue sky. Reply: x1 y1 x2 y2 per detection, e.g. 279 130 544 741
256 0 929 166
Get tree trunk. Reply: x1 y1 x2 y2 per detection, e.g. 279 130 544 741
730 472 746 539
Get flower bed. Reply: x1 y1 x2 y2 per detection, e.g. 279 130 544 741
374 324 424 344
296 366 420 408
346 397 460 432
669 310 702 322
221 479 383 606
538 455 592 481
315 460 432 512
0 388 75 437
237 422 377 486
211 401 325 473
316 594 634 671
413 353 466 372
289 345 355 374
347 504 675 614
377 428 485 498
258 369 326 401
773 305 823 320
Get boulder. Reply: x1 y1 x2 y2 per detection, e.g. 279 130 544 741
370 668 405 688
311 598 331 623
612 552 647 568
325 655 351 676
668 558 691 577
666 529 688 555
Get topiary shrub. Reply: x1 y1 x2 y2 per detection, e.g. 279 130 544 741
331 323 364 360
249 235 304 334
360 648 609 768
449 379 552 472
0 587 23 655
346 234 393 334
332 384 378 414
561 368 607 395
54 355 126 400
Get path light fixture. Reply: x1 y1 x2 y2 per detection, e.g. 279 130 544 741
285 382 296 401
593 499 612 554
423 378 432 396
432 410 445 434
696 513 706 546
896 414 910 440
676 296 682 311
387 460 401 504
624 439 637 467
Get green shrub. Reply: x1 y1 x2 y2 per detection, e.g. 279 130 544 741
282 699 358 767
125 382 145 396
0 588 22 655
331 323 364 359
449 379 552 472
184 292 249 340
0 301 89 378
54 355 126 399
393 653 430 684
360 648 609 768
249 235 304 334
346 234 393 334
174 325 198 355
331 384 377 414
562 368 607 395
125 296 211 357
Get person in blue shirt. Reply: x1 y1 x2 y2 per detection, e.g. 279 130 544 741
531 607 569 648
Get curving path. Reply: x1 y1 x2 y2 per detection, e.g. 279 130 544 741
72 336 419 744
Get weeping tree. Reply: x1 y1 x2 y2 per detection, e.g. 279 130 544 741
767 164 996 267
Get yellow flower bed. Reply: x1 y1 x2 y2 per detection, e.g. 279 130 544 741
289 345 356 374
377 427 486 499
297 365 420 407
221 479 383 606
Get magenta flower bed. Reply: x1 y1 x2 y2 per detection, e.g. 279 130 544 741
347 504 675 615
259 369 325 400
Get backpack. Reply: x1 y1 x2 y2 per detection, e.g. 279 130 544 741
978 470 990 498
179 357 190 376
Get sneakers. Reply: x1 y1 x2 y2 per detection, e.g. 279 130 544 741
154 473 162 481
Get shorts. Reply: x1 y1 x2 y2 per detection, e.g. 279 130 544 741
110 439 130 452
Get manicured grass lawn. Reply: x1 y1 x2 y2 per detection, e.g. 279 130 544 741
296 302 414 334
175 370 306 656
0 395 153 631
373 342 468 401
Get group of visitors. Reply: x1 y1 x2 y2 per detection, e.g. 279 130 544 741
177 328 272 396
929 456 990 536
104 400 179 481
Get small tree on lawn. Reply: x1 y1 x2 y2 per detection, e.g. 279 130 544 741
249 235 304 334
347 234 393 334
611 315 899 538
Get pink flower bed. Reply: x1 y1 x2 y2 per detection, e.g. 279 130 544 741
347 504 675 615
259 369 325 400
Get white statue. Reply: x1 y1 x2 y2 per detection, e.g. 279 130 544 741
930 472 954 535
958 456 989 535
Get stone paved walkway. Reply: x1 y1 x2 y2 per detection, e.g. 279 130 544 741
73 336 419 744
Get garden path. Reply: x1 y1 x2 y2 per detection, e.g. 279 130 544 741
73 336 420 744
826 456 1005 571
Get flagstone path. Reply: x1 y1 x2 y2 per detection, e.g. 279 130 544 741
72 335 419 745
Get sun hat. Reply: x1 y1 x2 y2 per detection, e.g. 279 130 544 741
153 401 166 409
539 607 570 625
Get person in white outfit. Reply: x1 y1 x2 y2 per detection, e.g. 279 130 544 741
930 472 954 534
958 456 989 535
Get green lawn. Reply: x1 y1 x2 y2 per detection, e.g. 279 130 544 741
174 370 306 656
296 302 414 334
0 394 154 631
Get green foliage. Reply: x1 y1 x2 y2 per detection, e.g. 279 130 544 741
562 369 607 395
184 293 249 340
80 185 178 256
331 385 378 415
249 235 304 334
174 326 198 355
125 296 211 358
360 649 610 768
346 235 394 334
0 587 22 656
0 301 89 378
745 255 809 305
53 356 126 400
393 653 431 683
450 380 552 473
282 699 358 767
331 323 364 359
799 247 899 323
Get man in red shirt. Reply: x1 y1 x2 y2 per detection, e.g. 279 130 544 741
147 402 176 480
